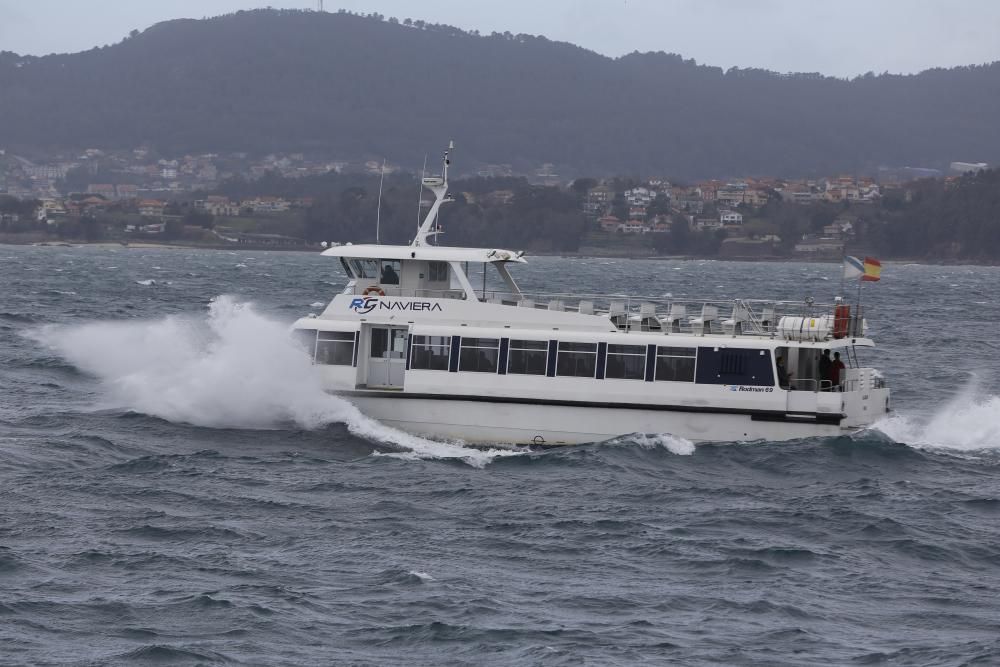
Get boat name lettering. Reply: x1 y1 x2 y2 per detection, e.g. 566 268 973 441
349 297 443 315
726 385 774 393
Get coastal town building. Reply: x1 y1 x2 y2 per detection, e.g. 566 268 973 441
138 199 167 217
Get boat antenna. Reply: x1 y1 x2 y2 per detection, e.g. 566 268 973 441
375 158 385 245
411 141 454 248
416 154 427 240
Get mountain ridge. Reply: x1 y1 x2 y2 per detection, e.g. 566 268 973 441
2 8 998 178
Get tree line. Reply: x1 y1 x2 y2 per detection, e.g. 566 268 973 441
212 167 1000 260
5 167 1000 260
2 9 999 178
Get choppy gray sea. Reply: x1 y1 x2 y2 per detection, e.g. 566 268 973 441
1 245 998 666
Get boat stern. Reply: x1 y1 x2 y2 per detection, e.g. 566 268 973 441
841 367 890 429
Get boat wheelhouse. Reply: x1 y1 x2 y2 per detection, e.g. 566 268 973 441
292 144 890 445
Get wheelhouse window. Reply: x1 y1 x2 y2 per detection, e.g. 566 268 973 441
556 342 598 378
379 259 400 285
316 331 355 366
427 261 449 282
349 259 378 280
508 339 547 375
410 335 451 371
655 346 696 382
459 337 500 373
605 344 646 380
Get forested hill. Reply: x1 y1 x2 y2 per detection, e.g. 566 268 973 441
2 8 999 178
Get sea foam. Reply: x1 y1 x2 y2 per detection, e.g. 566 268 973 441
875 376 1000 451
33 295 519 467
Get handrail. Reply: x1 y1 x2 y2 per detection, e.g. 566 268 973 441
342 285 871 341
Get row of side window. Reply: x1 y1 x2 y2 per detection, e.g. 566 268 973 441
412 337 705 384
297 331 774 386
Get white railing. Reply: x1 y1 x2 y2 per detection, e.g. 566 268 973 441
345 283 867 340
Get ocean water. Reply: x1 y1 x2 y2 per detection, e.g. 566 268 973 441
1 245 999 666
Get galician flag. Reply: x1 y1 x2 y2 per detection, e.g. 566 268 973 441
843 256 881 282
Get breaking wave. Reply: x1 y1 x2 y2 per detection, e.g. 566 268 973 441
875 376 1000 451
604 432 696 455
31 295 520 467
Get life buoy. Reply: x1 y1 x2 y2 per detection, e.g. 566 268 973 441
362 285 385 297
833 304 850 339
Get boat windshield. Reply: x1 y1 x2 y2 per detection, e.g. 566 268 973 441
348 259 378 280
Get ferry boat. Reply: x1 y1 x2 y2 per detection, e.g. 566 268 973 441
292 144 890 445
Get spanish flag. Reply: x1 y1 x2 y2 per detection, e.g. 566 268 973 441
862 256 881 282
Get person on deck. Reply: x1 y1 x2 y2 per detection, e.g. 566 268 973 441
819 349 832 390
776 356 792 390
831 351 846 390
380 263 399 285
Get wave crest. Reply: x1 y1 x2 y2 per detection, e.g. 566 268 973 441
32 295 519 467
875 377 1000 451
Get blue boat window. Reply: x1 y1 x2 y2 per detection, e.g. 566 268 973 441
556 342 598 378
410 335 451 371
655 346 696 382
508 339 547 375
316 331 355 366
605 344 646 380
459 337 500 373
695 347 773 386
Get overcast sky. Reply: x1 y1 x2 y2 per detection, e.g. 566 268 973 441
2 0 999 77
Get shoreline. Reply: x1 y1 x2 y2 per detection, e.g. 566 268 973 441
3 239 998 266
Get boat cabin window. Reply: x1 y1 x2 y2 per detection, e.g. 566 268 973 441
508 339 547 375
605 344 646 380
695 347 773 386
316 331 355 366
459 337 500 373
655 346 696 382
349 259 378 280
556 342 598 378
410 335 451 371
427 261 449 282
379 260 400 285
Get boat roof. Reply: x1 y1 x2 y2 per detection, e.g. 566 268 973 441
321 244 527 264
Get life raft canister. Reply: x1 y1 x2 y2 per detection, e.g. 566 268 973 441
833 304 851 339
362 285 386 297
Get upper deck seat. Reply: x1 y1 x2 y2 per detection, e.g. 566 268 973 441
609 300 628 330
689 304 719 335
639 302 662 332
548 299 566 312
760 305 776 333
578 300 595 315
664 304 687 333
722 303 749 335
519 298 535 308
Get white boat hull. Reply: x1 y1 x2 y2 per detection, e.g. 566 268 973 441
341 393 850 445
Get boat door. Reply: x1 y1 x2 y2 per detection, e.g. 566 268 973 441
367 326 408 388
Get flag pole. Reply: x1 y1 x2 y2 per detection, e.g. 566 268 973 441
856 272 863 324
839 248 847 299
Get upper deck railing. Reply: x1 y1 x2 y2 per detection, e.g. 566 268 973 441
342 284 866 340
